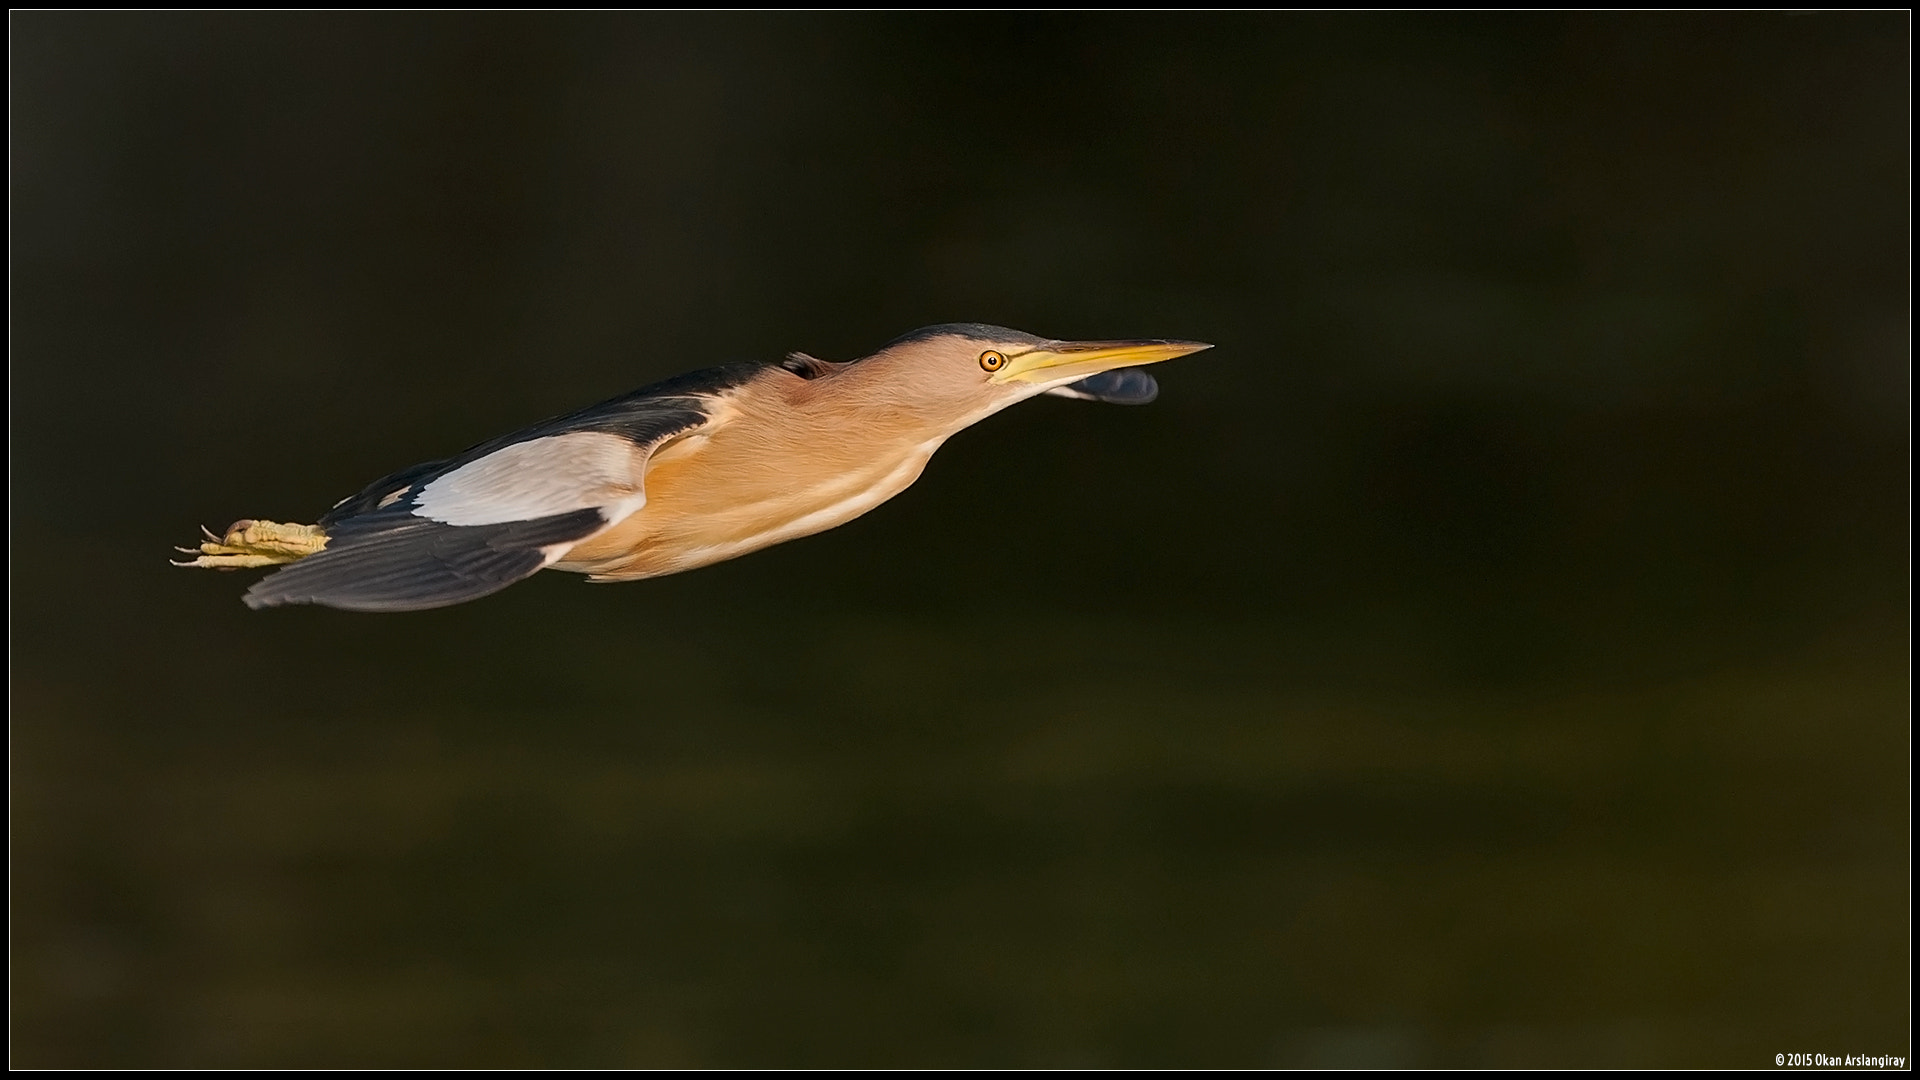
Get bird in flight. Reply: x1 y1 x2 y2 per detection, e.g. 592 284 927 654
177 323 1210 612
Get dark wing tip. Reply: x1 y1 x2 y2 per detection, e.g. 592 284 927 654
1048 369 1160 405
241 542 551 612
242 508 605 613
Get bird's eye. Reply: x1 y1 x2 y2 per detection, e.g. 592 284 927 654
979 350 1006 372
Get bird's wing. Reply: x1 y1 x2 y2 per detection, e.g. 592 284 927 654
1044 369 1159 404
244 376 742 613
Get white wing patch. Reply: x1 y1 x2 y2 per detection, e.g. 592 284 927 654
414 432 648 526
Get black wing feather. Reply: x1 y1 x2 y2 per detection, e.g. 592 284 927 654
244 507 607 612
322 457 457 523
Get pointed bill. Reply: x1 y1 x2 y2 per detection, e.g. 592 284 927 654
990 338 1212 387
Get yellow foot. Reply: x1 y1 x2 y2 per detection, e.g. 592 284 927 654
172 519 329 570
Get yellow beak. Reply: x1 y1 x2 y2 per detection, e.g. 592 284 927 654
992 338 1213 385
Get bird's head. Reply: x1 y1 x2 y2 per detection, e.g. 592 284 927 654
845 323 1211 433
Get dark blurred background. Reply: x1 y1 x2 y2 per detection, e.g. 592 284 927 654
11 12 1908 1067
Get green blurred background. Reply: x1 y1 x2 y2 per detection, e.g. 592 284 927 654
11 12 1908 1067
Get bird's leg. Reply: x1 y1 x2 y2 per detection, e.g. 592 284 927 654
173 519 329 570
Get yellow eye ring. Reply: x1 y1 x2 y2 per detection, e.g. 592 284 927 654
979 350 1006 372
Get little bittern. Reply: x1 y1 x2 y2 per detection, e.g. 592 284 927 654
177 324 1210 611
